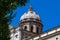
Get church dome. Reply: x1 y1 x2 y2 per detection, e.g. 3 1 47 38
20 5 40 21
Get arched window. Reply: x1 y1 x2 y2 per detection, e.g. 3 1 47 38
31 26 33 32
24 26 27 31
37 27 39 33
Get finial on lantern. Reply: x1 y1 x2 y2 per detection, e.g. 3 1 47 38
28 4 33 11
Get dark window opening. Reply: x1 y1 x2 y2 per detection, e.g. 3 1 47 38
31 26 33 32
37 27 39 33
56 37 58 40
15 35 18 38
24 26 27 31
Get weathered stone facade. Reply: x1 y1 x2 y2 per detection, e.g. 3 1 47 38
10 5 60 40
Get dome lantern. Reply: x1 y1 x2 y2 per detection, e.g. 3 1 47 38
28 5 33 11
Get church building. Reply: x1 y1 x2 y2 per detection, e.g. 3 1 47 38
10 5 60 40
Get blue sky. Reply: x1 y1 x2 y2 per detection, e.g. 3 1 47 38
10 0 60 32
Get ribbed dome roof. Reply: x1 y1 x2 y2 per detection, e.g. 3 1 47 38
20 5 40 21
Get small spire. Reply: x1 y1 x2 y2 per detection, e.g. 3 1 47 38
28 5 33 11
